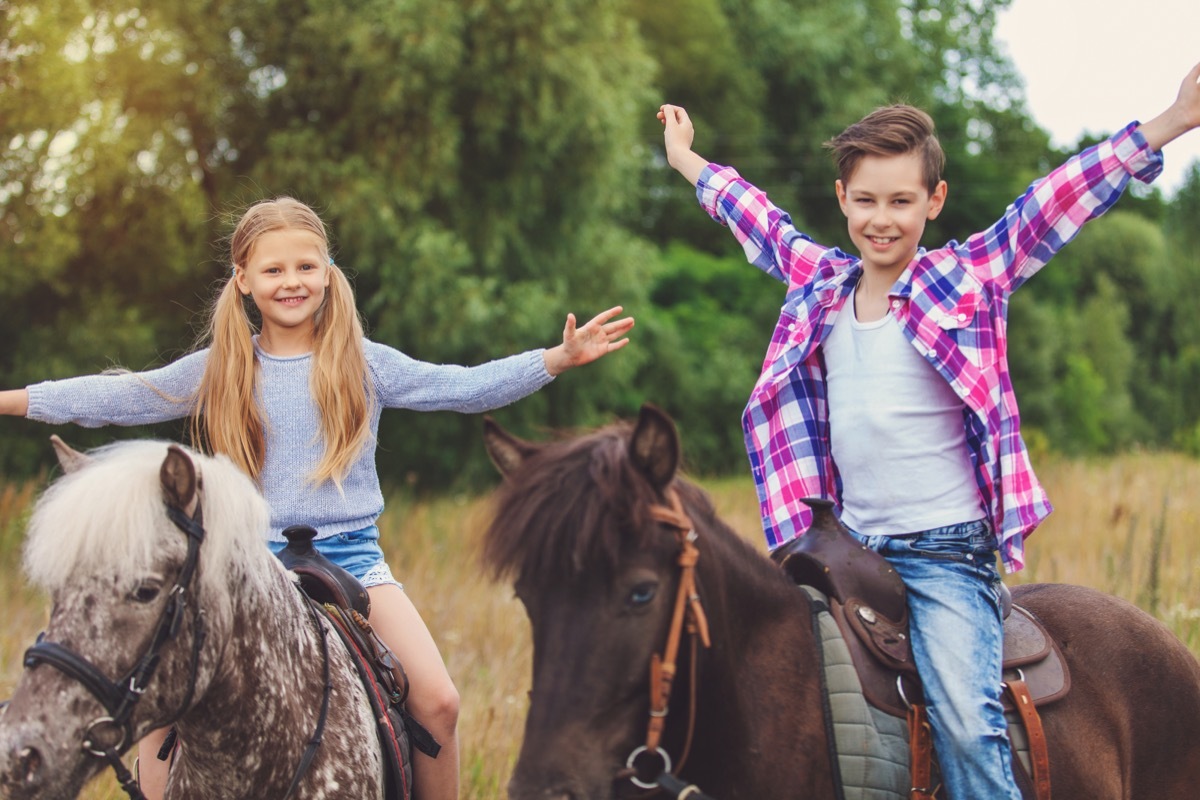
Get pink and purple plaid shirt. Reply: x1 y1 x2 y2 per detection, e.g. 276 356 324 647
698 122 1162 573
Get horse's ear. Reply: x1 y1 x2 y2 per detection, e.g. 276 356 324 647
483 416 539 477
629 403 680 491
50 435 92 474
160 444 200 516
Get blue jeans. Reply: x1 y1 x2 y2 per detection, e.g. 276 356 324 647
850 520 1021 800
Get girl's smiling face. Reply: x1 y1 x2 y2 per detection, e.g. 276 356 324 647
836 151 947 276
235 228 330 353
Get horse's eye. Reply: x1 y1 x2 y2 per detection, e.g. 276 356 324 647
628 582 658 607
130 581 162 603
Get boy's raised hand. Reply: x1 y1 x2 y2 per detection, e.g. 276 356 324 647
543 306 635 376
1139 60 1200 152
658 104 710 187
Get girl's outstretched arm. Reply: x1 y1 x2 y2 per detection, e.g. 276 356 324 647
0 389 29 416
543 306 635 377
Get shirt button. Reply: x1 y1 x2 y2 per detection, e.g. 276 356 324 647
958 313 967 322
891 300 901 309
788 323 795 332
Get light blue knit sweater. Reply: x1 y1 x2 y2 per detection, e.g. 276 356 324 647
26 339 554 540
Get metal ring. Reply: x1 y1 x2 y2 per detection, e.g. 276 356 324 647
625 745 673 790
81 716 128 758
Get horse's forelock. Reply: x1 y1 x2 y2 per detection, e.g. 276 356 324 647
23 441 277 600
483 423 668 588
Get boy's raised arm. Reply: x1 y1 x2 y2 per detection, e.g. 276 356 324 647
658 104 711 186
1137 61 1200 152
0 389 29 417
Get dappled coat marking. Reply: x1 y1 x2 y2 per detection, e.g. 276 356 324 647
0 440 385 799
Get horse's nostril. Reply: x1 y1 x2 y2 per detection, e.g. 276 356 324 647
18 746 42 785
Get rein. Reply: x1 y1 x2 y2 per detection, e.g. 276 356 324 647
23 503 209 800
621 488 713 797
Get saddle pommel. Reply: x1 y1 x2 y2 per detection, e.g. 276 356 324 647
277 525 372 619
770 498 908 626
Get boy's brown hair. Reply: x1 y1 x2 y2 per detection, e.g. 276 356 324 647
824 104 945 194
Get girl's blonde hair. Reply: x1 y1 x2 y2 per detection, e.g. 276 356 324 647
192 197 375 486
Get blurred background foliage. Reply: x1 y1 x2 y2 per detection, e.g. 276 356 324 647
3 0 1200 488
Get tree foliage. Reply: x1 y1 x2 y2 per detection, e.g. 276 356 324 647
2 0 1198 485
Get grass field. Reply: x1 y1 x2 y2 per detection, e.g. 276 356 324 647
1 452 1198 799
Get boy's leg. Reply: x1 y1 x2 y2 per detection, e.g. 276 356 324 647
366 583 460 800
865 522 1021 800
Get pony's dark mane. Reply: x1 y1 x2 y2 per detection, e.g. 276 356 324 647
483 420 773 591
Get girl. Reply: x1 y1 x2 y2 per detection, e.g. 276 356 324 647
0 196 635 800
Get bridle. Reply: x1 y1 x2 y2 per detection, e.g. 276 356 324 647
23 502 209 800
19 490 335 800
620 487 713 797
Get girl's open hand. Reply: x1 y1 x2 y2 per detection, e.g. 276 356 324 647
544 306 635 376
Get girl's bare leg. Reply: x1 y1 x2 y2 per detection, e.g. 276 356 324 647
366 583 460 800
136 728 171 800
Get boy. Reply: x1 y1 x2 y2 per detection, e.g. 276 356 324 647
659 61 1200 800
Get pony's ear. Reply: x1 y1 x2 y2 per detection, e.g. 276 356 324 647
160 444 200 516
483 416 539 477
629 403 680 491
50 435 92 474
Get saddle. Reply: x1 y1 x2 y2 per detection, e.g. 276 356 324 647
772 500 1068 800
277 526 441 800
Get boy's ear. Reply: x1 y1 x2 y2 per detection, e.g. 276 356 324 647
927 180 948 220
835 179 849 215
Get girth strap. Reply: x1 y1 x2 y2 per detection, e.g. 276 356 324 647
1004 678 1051 800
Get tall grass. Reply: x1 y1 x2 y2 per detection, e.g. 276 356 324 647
2 453 1198 799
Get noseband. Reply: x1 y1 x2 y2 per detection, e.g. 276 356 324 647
23 501 208 799
622 487 713 796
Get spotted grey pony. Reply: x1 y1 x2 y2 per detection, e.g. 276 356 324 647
0 439 386 799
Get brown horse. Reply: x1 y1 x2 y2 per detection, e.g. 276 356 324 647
481 404 1200 800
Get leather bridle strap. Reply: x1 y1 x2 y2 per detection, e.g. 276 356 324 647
22 500 209 800
625 488 712 790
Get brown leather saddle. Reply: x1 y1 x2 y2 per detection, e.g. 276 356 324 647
770 500 1070 719
277 526 441 799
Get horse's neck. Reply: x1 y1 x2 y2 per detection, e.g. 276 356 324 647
688 532 838 793
174 569 326 780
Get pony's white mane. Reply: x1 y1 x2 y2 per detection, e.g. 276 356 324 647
23 440 281 600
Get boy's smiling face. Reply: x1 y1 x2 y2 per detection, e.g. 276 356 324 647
836 151 947 277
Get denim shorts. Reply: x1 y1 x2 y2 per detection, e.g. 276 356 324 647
270 525 402 590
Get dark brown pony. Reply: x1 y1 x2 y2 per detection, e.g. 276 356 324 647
482 404 1200 800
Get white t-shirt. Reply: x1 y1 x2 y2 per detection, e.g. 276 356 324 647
823 303 983 535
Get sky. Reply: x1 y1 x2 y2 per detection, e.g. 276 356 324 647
994 0 1200 196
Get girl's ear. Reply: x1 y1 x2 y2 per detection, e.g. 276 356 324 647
233 265 249 295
